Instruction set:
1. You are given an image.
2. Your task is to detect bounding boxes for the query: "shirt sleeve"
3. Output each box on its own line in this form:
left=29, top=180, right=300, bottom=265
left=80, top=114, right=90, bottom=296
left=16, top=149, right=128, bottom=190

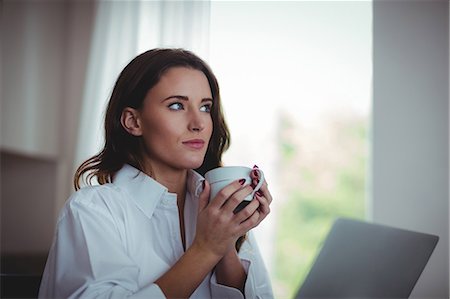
left=209, top=231, right=274, bottom=299
left=38, top=189, right=166, bottom=299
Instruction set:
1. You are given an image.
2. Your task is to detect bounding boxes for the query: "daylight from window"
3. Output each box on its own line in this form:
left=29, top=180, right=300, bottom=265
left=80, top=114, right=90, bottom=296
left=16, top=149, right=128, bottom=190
left=208, top=2, right=372, bottom=298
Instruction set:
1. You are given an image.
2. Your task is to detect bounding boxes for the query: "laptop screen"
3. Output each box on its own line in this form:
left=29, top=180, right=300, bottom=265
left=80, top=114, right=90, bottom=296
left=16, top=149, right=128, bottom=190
left=295, top=218, right=439, bottom=299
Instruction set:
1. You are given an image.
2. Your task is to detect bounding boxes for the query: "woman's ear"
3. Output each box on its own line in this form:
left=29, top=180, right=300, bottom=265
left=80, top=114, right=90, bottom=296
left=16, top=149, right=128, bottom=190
left=120, top=107, right=142, bottom=136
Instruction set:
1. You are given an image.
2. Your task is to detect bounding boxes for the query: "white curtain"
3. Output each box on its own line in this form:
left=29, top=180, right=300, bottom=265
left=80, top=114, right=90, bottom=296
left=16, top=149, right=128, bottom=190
left=74, top=0, right=211, bottom=173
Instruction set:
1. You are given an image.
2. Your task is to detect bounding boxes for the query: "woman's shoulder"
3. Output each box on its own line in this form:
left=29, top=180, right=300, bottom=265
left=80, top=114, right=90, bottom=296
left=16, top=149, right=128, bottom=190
left=58, top=184, right=129, bottom=222
left=70, top=183, right=124, bottom=204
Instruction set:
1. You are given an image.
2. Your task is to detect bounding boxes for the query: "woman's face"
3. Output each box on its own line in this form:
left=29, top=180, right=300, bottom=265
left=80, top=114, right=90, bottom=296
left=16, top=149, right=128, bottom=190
left=137, top=67, right=214, bottom=174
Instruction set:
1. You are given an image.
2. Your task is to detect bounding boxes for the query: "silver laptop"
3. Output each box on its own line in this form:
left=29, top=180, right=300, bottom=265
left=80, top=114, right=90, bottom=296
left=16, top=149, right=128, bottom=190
left=295, top=218, right=439, bottom=299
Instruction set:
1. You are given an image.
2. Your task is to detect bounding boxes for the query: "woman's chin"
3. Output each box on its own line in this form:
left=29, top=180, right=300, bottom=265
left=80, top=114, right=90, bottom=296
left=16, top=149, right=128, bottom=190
left=178, top=160, right=204, bottom=171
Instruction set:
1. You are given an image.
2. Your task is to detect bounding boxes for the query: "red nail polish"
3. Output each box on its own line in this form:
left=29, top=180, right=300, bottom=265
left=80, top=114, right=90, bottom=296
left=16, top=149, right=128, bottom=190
left=253, top=170, right=259, bottom=177
left=239, top=179, right=246, bottom=185
left=256, top=190, right=263, bottom=197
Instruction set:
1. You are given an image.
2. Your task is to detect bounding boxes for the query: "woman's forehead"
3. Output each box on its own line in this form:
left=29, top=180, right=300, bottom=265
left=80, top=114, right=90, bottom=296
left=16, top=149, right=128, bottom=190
left=140, top=67, right=213, bottom=106
left=152, top=67, right=212, bottom=96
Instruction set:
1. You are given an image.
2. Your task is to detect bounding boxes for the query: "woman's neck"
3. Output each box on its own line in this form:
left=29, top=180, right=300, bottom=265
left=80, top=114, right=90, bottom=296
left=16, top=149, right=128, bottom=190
left=159, top=171, right=188, bottom=200
left=142, top=160, right=188, bottom=201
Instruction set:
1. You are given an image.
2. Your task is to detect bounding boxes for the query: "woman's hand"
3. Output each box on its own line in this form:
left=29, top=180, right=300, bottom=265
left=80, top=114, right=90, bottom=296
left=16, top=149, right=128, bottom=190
left=194, top=167, right=273, bottom=257
left=193, top=179, right=261, bottom=259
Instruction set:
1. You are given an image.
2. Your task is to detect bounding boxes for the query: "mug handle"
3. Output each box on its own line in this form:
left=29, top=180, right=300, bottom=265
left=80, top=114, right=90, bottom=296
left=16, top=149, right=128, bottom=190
left=249, top=168, right=265, bottom=199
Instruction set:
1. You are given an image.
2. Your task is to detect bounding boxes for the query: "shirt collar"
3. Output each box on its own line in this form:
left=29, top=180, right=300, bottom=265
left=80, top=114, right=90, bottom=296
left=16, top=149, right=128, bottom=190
left=187, top=169, right=206, bottom=198
left=112, top=164, right=205, bottom=219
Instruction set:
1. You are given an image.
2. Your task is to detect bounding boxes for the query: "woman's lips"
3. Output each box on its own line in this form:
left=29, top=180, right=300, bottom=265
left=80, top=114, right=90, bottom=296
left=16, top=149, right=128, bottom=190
left=182, top=139, right=205, bottom=149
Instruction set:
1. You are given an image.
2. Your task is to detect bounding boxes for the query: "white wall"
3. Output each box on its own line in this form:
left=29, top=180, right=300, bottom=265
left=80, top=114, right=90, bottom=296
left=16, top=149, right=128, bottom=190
left=372, top=1, right=449, bottom=298
left=1, top=2, right=65, bottom=159
left=1, top=1, right=95, bottom=255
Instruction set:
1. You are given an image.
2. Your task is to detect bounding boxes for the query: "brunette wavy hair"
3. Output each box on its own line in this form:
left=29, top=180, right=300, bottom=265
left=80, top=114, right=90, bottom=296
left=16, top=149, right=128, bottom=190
left=74, top=48, right=230, bottom=190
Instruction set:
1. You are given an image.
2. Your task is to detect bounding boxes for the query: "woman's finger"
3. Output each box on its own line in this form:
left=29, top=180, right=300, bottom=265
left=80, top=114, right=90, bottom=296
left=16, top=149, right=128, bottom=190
left=257, top=181, right=272, bottom=204
left=221, top=184, right=254, bottom=214
left=208, top=179, right=246, bottom=209
left=233, top=198, right=260, bottom=224
left=255, top=193, right=271, bottom=217
left=236, top=193, right=271, bottom=227
left=238, top=209, right=261, bottom=234
left=250, top=167, right=261, bottom=188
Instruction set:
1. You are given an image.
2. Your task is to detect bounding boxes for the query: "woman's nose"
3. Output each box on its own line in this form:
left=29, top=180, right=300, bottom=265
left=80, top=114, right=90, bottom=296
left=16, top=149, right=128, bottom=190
left=188, top=111, right=205, bottom=132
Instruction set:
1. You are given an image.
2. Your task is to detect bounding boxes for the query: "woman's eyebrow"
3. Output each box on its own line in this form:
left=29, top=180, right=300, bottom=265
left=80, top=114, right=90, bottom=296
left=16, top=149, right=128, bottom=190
left=162, top=95, right=213, bottom=102
left=162, top=95, right=189, bottom=102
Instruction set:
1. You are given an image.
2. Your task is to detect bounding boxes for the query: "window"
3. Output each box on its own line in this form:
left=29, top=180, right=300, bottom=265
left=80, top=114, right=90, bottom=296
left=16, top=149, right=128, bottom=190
left=208, top=2, right=372, bottom=297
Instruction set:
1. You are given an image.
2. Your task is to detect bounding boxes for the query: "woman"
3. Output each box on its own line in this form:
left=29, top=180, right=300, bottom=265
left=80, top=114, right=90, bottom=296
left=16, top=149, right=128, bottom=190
left=39, top=48, right=274, bottom=298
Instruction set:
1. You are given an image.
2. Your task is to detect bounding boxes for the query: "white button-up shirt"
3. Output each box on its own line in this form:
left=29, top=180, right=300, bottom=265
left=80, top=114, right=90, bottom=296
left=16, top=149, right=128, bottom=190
left=39, top=164, right=273, bottom=298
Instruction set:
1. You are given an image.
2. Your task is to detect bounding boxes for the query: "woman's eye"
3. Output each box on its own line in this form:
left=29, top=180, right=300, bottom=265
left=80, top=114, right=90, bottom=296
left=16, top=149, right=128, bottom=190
left=200, top=104, right=212, bottom=113
left=168, top=102, right=184, bottom=110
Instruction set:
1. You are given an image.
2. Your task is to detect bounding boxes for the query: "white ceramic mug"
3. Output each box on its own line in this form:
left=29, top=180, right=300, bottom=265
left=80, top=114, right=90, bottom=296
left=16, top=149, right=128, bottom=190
left=205, top=166, right=265, bottom=212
